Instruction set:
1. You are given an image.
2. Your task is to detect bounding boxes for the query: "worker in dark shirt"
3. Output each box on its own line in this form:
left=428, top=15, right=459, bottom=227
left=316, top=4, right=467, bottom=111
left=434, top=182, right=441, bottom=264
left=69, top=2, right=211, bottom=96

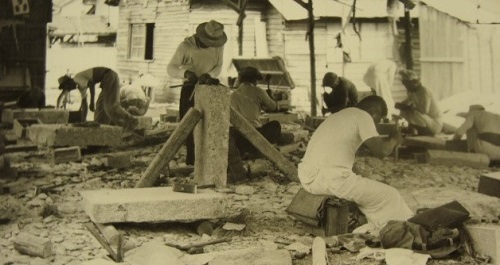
left=321, top=72, right=358, bottom=115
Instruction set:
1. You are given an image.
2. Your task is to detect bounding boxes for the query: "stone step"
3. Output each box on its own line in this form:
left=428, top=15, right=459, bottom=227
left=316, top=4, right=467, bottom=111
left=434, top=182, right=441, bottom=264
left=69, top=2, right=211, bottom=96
left=80, top=187, right=228, bottom=223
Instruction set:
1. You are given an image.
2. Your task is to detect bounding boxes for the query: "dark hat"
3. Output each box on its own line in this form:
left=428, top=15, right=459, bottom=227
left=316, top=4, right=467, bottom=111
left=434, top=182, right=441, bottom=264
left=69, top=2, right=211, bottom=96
left=196, top=20, right=227, bottom=48
left=399, top=69, right=419, bottom=81
left=322, top=72, right=339, bottom=87
left=239, top=66, right=263, bottom=83
left=58, top=75, right=77, bottom=91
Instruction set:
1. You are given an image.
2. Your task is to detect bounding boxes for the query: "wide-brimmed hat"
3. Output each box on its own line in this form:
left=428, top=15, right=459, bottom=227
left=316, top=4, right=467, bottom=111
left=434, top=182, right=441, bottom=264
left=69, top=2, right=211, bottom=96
left=196, top=20, right=227, bottom=47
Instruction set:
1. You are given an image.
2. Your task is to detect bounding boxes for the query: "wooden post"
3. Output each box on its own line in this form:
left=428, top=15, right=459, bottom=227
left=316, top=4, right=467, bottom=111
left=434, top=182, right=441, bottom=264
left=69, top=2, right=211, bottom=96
left=135, top=108, right=202, bottom=188
left=230, top=107, right=299, bottom=182
left=307, top=0, right=317, bottom=116
left=404, top=8, right=413, bottom=70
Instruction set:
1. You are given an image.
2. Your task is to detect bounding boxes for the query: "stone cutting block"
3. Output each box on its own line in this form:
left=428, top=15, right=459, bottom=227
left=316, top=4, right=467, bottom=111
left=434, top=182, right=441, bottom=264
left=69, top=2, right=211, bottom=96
left=376, top=122, right=397, bottom=136
left=2, top=108, right=69, bottom=124
left=478, top=172, right=500, bottom=198
left=80, top=187, right=228, bottom=223
left=403, top=136, right=446, bottom=149
left=27, top=124, right=123, bottom=147
left=466, top=225, right=500, bottom=265
left=13, top=118, right=42, bottom=139
left=53, top=146, right=81, bottom=163
left=425, top=150, right=490, bottom=168
left=103, top=154, right=131, bottom=168
left=280, top=129, right=309, bottom=144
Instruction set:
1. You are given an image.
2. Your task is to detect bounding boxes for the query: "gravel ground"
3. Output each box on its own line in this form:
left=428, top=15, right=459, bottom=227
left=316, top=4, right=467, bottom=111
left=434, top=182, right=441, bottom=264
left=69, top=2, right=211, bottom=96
left=1, top=121, right=499, bottom=265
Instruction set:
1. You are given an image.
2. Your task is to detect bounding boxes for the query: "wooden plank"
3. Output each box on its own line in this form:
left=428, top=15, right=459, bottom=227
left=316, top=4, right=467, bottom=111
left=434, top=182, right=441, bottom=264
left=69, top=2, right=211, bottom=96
left=230, top=107, right=299, bottom=182
left=135, top=108, right=202, bottom=188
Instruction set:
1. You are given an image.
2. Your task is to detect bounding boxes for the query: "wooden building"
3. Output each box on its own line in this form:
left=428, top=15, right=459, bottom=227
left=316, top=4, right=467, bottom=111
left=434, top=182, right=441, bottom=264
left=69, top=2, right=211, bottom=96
left=115, top=0, right=268, bottom=103
left=0, top=0, right=52, bottom=102
left=418, top=0, right=500, bottom=100
left=265, top=0, right=419, bottom=113
left=115, top=0, right=420, bottom=113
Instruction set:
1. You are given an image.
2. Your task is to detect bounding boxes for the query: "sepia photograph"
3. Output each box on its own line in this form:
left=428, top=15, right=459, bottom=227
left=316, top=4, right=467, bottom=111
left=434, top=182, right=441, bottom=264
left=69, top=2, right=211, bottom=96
left=0, top=0, right=499, bottom=264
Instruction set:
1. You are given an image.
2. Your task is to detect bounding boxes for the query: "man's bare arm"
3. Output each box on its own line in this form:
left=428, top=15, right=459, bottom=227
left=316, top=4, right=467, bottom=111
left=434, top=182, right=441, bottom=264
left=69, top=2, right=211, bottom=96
left=363, top=131, right=402, bottom=159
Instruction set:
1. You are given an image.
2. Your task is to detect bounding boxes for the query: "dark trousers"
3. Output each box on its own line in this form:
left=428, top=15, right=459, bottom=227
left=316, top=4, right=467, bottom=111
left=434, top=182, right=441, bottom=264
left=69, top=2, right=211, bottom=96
left=179, top=82, right=196, bottom=165
left=233, top=120, right=282, bottom=156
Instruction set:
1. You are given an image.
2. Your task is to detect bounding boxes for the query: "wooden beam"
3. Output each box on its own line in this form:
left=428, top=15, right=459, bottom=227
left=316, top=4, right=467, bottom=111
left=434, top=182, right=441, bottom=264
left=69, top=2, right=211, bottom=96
left=307, top=0, right=317, bottom=116
left=135, top=108, right=202, bottom=188
left=230, top=107, right=299, bottom=182
left=292, top=0, right=308, bottom=9
left=220, top=0, right=240, bottom=12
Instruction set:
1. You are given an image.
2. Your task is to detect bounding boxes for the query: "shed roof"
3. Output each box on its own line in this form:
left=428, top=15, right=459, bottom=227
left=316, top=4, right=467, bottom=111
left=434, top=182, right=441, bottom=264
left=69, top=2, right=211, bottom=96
left=268, top=0, right=417, bottom=21
left=48, top=15, right=116, bottom=36
left=419, top=0, right=500, bottom=24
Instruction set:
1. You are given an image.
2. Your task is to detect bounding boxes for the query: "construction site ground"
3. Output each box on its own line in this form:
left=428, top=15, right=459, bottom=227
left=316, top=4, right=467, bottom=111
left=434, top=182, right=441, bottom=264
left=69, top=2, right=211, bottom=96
left=1, top=101, right=500, bottom=265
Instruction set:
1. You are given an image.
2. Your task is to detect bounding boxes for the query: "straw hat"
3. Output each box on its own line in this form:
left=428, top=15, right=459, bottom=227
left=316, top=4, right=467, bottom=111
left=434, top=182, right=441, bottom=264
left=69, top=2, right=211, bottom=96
left=196, top=20, right=227, bottom=47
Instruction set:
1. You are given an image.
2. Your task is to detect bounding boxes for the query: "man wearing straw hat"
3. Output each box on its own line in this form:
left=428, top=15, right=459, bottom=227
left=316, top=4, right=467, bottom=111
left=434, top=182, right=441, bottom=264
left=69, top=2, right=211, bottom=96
left=167, top=20, right=227, bottom=165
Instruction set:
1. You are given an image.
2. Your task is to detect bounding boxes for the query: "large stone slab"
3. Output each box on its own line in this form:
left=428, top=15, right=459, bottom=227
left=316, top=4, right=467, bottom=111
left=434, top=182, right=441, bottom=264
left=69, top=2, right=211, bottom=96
left=466, top=225, right=500, bottom=265
left=1, top=108, right=69, bottom=124
left=80, top=187, right=228, bottom=223
left=401, top=187, right=500, bottom=219
left=425, top=150, right=490, bottom=169
left=27, top=124, right=123, bottom=147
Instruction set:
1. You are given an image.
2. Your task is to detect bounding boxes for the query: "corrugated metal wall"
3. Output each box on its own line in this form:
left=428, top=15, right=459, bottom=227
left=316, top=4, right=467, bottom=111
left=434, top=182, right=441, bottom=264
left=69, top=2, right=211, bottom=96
left=419, top=3, right=500, bottom=100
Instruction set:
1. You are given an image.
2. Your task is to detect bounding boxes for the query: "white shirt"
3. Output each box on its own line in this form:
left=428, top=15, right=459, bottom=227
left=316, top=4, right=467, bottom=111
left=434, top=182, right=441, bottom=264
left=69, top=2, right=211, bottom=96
left=299, top=108, right=379, bottom=183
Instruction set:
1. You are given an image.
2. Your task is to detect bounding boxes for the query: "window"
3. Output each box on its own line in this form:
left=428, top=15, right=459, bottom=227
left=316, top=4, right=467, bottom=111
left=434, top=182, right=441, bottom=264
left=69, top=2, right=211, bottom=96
left=129, top=23, right=155, bottom=60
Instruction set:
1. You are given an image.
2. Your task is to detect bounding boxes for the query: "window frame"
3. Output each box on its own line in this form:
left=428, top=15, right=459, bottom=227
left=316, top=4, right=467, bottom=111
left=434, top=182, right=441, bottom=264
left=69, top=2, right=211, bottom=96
left=128, top=22, right=155, bottom=61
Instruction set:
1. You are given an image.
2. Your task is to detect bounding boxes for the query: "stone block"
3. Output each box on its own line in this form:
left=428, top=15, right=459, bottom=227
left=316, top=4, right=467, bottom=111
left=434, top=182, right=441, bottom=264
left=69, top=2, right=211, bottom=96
left=280, top=129, right=309, bottom=144
left=264, top=112, right=299, bottom=124
left=208, top=248, right=292, bottom=265
left=194, top=84, right=231, bottom=187
left=2, top=108, right=69, bottom=124
left=13, top=118, right=42, bottom=139
left=80, top=187, right=228, bottom=223
left=103, top=154, right=131, bottom=169
left=478, top=172, right=500, bottom=198
left=136, top=116, right=153, bottom=130
left=376, top=122, right=397, bottom=136
left=125, top=241, right=184, bottom=265
left=425, top=150, right=490, bottom=168
left=403, top=136, right=446, bottom=149
left=27, top=124, right=123, bottom=147
left=53, top=146, right=81, bottom=163
left=304, top=116, right=326, bottom=130
left=466, top=225, right=500, bottom=265
left=160, top=114, right=178, bottom=123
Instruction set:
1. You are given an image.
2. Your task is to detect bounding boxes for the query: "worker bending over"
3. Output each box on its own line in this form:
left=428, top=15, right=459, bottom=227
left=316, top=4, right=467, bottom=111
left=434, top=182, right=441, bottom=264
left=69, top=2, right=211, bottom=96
left=321, top=72, right=358, bottom=115
left=58, top=67, right=138, bottom=130
left=298, top=95, right=413, bottom=235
